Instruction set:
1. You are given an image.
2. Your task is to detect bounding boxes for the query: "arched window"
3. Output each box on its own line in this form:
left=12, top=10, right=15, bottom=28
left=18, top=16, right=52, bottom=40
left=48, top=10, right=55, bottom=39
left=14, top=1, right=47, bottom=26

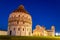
left=18, top=15, right=20, bottom=17
left=18, top=28, right=20, bottom=31
left=23, top=28, right=24, bottom=31
left=23, top=22, right=25, bottom=24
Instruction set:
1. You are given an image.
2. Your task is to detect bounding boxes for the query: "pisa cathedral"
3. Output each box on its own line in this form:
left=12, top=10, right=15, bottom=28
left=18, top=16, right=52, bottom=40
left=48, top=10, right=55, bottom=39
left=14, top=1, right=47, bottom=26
left=8, top=5, right=55, bottom=36
left=33, top=25, right=55, bottom=36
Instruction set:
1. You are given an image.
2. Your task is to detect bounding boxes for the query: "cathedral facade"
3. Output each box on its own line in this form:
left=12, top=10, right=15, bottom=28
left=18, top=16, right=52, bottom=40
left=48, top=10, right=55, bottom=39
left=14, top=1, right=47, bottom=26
left=8, top=5, right=32, bottom=36
left=33, top=25, right=55, bottom=36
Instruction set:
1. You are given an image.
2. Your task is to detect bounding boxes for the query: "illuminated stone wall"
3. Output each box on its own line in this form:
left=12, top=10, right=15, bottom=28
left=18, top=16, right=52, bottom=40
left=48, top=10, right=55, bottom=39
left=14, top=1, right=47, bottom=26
left=33, top=25, right=55, bottom=36
left=8, top=5, right=32, bottom=36
left=0, top=30, right=7, bottom=35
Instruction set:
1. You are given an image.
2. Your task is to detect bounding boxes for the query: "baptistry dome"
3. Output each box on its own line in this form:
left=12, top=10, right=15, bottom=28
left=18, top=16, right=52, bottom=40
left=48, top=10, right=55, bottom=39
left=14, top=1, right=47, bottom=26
left=8, top=5, right=32, bottom=36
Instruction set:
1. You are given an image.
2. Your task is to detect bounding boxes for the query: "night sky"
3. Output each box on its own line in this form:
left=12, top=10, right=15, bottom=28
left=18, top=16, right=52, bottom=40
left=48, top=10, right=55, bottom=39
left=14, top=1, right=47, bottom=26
left=0, top=0, right=60, bottom=33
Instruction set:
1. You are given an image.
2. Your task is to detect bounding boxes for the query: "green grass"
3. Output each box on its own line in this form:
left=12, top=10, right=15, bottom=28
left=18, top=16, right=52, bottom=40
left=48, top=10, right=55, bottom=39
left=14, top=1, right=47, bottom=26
left=0, top=36, right=60, bottom=40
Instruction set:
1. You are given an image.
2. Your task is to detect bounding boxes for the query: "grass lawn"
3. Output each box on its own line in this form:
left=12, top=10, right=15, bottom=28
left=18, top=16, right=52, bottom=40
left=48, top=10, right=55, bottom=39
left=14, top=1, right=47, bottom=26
left=0, top=36, right=60, bottom=40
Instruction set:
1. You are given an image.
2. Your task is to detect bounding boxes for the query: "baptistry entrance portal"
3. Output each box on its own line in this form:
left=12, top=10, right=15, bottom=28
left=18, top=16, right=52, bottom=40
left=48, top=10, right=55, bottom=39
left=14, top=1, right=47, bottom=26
left=10, top=30, right=12, bottom=35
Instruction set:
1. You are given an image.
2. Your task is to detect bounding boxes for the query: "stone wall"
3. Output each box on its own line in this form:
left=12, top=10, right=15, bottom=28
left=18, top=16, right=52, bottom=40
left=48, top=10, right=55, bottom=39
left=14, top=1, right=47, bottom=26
left=0, top=30, right=7, bottom=35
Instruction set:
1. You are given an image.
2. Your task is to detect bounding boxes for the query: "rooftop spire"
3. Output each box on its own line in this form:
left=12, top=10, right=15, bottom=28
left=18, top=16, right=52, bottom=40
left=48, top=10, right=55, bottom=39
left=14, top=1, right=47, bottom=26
left=13, top=5, right=28, bottom=14
left=19, top=5, right=24, bottom=9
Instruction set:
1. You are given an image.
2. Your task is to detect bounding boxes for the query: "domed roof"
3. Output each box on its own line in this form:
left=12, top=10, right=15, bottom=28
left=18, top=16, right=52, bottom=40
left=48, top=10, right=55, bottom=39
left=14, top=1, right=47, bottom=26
left=51, top=25, right=55, bottom=29
left=9, top=5, right=31, bottom=19
left=36, top=25, right=41, bottom=29
left=13, top=5, right=28, bottom=14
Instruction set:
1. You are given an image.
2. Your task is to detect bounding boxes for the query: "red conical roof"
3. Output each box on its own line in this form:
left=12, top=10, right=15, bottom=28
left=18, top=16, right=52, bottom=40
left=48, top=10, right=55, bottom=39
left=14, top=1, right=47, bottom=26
left=13, top=5, right=28, bottom=14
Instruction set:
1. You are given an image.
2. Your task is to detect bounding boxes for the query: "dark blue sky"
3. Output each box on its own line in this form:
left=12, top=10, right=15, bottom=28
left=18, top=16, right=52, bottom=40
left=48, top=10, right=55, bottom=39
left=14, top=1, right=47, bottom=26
left=0, top=0, right=60, bottom=32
